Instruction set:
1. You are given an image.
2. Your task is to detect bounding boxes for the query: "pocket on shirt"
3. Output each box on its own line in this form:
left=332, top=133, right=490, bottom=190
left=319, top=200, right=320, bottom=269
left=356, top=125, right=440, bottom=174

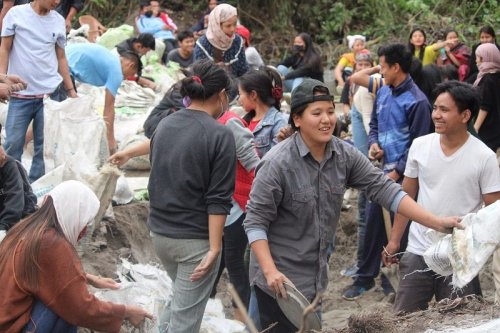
left=254, top=136, right=270, bottom=149
left=291, top=188, right=315, bottom=213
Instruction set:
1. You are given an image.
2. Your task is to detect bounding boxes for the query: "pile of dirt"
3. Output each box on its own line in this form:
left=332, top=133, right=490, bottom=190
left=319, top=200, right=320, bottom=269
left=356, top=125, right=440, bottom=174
left=328, top=296, right=500, bottom=333
left=81, top=201, right=159, bottom=278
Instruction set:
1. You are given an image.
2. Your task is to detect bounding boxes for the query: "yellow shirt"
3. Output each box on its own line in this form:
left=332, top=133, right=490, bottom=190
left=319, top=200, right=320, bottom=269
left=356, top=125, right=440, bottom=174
left=414, top=45, right=439, bottom=65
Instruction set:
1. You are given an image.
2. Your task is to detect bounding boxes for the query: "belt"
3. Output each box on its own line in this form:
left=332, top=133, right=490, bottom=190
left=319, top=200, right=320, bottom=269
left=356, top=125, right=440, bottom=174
left=11, top=93, right=45, bottom=99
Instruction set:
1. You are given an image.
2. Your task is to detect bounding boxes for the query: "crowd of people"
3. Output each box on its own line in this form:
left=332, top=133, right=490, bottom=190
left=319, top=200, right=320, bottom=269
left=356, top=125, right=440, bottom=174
left=0, top=0, right=499, bottom=332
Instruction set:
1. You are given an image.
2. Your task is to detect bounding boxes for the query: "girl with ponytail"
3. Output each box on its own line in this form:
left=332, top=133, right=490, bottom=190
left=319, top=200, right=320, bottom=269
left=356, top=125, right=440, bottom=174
left=239, top=67, right=288, bottom=158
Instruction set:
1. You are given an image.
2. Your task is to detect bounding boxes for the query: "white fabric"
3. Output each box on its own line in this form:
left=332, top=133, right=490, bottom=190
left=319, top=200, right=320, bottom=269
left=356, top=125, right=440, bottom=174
left=1, top=4, right=66, bottom=95
left=352, top=85, right=375, bottom=134
left=347, top=34, right=365, bottom=50
left=405, top=133, right=500, bottom=256
left=206, top=4, right=237, bottom=51
left=48, top=180, right=100, bottom=246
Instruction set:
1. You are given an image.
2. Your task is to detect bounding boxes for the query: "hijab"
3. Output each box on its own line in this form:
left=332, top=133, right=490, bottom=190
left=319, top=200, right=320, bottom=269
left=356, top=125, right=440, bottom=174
left=474, top=43, right=500, bottom=87
left=48, top=180, right=100, bottom=246
left=206, top=3, right=237, bottom=51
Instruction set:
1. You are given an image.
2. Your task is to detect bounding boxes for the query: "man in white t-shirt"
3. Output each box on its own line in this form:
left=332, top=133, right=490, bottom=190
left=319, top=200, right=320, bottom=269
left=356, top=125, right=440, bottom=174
left=383, top=80, right=500, bottom=313
left=0, top=0, right=76, bottom=182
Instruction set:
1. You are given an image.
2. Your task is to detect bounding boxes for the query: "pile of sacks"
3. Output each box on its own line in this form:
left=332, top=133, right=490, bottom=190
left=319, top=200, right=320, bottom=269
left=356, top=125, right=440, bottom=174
left=95, top=259, right=246, bottom=333
left=424, top=201, right=500, bottom=288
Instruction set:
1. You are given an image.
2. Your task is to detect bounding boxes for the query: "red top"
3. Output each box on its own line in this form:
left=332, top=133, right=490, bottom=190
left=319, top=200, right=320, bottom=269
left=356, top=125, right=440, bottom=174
left=248, top=119, right=260, bottom=132
left=0, top=229, right=126, bottom=333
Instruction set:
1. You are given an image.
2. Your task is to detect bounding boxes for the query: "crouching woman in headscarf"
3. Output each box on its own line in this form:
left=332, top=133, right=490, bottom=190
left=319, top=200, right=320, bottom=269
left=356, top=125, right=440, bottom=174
left=0, top=180, right=152, bottom=333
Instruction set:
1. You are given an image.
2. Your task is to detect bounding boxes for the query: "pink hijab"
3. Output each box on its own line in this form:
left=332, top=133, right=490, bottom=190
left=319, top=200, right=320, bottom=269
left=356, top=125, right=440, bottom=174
left=206, top=4, right=237, bottom=51
left=474, top=43, right=500, bottom=87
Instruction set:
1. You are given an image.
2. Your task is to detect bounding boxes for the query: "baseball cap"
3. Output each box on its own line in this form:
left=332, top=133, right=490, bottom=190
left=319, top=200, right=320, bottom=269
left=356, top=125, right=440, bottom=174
left=290, top=79, right=334, bottom=114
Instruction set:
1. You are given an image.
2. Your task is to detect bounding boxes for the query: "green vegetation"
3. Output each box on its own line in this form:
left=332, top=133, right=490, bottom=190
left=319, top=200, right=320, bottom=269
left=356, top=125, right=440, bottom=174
left=82, top=0, right=500, bottom=65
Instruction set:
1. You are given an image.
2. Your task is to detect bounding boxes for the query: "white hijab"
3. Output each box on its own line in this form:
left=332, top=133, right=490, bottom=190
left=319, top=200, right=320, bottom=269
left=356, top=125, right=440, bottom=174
left=206, top=4, right=237, bottom=51
left=48, top=180, right=100, bottom=246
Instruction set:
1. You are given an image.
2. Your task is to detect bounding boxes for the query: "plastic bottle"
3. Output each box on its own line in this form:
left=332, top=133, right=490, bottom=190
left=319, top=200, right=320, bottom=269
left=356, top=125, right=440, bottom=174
left=440, top=48, right=447, bottom=61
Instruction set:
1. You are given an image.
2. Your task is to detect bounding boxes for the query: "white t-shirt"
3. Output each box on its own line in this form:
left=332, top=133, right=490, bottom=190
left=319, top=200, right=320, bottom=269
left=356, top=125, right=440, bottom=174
left=406, top=133, right=500, bottom=255
left=1, top=4, right=66, bottom=95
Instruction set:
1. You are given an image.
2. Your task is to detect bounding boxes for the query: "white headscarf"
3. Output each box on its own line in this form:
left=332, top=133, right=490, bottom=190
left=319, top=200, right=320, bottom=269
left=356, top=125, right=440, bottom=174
left=206, top=4, right=237, bottom=51
left=347, top=35, right=366, bottom=50
left=48, top=180, right=100, bottom=246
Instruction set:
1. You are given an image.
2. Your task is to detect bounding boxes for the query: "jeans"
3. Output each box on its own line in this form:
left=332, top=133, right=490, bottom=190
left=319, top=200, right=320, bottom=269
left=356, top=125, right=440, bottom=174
left=277, top=65, right=304, bottom=92
left=4, top=97, right=45, bottom=182
left=350, top=106, right=368, bottom=157
left=23, top=300, right=77, bottom=333
left=151, top=232, right=221, bottom=333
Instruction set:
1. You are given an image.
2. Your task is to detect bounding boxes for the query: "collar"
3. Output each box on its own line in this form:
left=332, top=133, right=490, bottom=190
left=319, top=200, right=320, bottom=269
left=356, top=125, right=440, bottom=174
left=255, top=106, right=279, bottom=129
left=390, top=75, right=413, bottom=96
left=294, top=132, right=337, bottom=160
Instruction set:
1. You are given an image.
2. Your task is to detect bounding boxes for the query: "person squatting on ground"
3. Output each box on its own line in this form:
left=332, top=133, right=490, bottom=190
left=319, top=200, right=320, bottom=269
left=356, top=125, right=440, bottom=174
left=277, top=32, right=323, bottom=92
left=147, top=60, right=236, bottom=333
left=0, top=180, right=152, bottom=332
left=383, top=80, right=500, bottom=312
left=243, top=78, right=464, bottom=333
left=343, top=44, right=433, bottom=300
left=0, top=123, right=38, bottom=243
left=0, top=0, right=77, bottom=182
left=472, top=43, right=500, bottom=152
left=194, top=3, right=248, bottom=79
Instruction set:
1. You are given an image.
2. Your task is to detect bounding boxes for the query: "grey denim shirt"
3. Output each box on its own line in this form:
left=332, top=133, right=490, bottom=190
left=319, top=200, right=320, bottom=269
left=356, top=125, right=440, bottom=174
left=244, top=133, right=405, bottom=301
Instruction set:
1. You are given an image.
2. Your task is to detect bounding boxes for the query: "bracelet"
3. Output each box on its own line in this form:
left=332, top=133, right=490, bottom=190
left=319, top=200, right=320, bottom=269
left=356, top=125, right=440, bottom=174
left=0, top=74, right=7, bottom=81
left=65, top=87, right=75, bottom=92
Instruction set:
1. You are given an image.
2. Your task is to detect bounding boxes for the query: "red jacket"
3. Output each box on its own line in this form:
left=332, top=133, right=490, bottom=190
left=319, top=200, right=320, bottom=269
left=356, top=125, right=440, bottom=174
left=217, top=112, right=255, bottom=210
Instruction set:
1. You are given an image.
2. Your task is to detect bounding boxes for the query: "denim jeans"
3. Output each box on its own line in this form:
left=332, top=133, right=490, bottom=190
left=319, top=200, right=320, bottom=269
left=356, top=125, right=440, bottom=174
left=350, top=106, right=368, bottom=157
left=151, top=232, right=221, bottom=333
left=23, top=300, right=77, bottom=333
left=4, top=97, right=45, bottom=182
left=277, top=65, right=304, bottom=92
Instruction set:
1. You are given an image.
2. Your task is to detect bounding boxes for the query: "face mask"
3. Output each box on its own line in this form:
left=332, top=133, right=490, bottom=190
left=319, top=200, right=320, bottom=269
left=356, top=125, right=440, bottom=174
left=292, top=45, right=305, bottom=54
left=144, top=10, right=153, bottom=18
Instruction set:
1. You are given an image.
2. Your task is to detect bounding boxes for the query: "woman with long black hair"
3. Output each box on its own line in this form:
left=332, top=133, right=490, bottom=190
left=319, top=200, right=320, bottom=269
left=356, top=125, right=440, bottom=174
left=277, top=32, right=323, bottom=91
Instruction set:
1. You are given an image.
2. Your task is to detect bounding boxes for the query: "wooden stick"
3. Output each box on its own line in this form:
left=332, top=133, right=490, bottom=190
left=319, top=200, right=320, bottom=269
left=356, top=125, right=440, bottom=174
left=227, top=283, right=259, bottom=333
left=297, top=293, right=323, bottom=333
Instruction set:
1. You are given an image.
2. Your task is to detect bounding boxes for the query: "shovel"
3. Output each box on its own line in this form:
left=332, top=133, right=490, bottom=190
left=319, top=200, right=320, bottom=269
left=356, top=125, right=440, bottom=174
left=380, top=207, right=400, bottom=291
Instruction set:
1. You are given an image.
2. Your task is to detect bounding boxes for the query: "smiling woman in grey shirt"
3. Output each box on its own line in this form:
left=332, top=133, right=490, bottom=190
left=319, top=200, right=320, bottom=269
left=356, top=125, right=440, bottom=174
left=244, top=78, right=464, bottom=332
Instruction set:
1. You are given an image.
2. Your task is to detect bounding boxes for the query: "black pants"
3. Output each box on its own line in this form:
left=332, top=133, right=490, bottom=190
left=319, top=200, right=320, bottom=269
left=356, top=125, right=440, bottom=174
left=210, top=214, right=250, bottom=306
left=394, top=252, right=482, bottom=312
left=254, top=286, right=297, bottom=333
left=354, top=201, right=409, bottom=287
